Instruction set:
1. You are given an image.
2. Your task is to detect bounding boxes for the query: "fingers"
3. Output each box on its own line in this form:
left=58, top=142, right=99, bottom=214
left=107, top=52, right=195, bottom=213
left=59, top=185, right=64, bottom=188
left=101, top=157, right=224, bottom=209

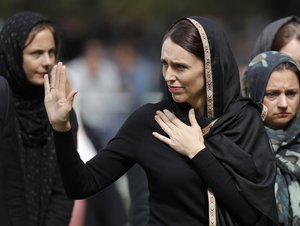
left=57, top=63, right=67, bottom=91
left=154, top=112, right=173, bottom=136
left=156, top=109, right=182, bottom=128
left=50, top=64, right=57, bottom=88
left=152, top=132, right=171, bottom=145
left=44, top=74, right=50, bottom=94
left=188, top=109, right=199, bottom=128
left=48, top=62, right=67, bottom=91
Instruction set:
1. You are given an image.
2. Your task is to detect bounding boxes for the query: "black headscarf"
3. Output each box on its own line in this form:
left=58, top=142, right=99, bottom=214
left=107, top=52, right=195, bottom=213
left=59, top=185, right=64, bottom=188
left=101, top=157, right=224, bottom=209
left=250, top=15, right=300, bottom=60
left=0, top=11, right=55, bottom=99
left=0, top=11, right=62, bottom=225
left=165, top=16, right=278, bottom=225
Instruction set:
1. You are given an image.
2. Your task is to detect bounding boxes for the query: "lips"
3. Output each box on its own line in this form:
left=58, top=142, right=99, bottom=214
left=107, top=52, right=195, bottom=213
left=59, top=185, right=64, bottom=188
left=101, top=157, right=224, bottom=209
left=36, top=72, right=47, bottom=76
left=168, top=86, right=183, bottom=93
left=275, top=113, right=290, bottom=117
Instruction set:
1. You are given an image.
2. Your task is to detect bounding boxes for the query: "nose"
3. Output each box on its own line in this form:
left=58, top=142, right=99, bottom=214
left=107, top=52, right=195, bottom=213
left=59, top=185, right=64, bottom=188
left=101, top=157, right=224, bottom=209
left=164, top=67, right=176, bottom=82
left=42, top=53, right=54, bottom=66
left=278, top=94, right=288, bottom=109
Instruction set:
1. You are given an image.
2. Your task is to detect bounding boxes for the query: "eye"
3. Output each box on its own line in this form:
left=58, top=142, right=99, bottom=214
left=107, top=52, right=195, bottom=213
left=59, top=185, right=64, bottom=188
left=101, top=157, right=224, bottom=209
left=49, top=48, right=56, bottom=57
left=286, top=90, right=299, bottom=98
left=264, top=91, right=279, bottom=100
left=31, top=51, right=43, bottom=58
left=161, top=60, right=168, bottom=69
left=174, top=63, right=187, bottom=72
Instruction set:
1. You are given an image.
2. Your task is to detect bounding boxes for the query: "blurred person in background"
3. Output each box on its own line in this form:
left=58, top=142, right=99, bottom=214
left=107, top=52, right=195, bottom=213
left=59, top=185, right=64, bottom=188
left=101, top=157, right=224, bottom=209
left=0, top=76, right=27, bottom=226
left=67, top=38, right=128, bottom=226
left=243, top=51, right=300, bottom=226
left=113, top=39, right=160, bottom=226
left=250, top=15, right=300, bottom=64
left=0, top=11, right=78, bottom=226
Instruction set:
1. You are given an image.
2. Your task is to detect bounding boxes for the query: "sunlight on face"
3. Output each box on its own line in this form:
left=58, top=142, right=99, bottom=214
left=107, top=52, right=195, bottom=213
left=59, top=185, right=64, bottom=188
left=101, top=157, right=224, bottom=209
left=161, top=37, right=206, bottom=114
left=263, top=69, right=300, bottom=129
left=23, top=28, right=56, bottom=86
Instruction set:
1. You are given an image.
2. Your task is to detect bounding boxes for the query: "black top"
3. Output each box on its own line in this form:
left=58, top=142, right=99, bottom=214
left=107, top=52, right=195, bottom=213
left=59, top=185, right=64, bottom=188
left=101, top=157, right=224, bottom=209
left=53, top=16, right=278, bottom=226
left=54, top=99, right=275, bottom=226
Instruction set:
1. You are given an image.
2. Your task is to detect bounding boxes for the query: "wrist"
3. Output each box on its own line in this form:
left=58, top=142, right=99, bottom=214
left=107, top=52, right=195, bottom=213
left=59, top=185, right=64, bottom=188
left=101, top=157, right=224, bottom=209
left=52, top=121, right=71, bottom=132
left=188, top=145, right=206, bottom=159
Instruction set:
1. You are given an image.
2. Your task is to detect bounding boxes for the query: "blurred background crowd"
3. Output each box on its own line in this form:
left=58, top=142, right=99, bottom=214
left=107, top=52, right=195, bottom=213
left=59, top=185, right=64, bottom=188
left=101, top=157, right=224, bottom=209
left=1, top=0, right=300, bottom=66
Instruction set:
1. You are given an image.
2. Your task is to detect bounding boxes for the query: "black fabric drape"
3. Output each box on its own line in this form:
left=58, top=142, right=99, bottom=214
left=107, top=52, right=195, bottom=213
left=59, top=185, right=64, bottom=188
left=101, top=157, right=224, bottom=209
left=165, top=16, right=278, bottom=225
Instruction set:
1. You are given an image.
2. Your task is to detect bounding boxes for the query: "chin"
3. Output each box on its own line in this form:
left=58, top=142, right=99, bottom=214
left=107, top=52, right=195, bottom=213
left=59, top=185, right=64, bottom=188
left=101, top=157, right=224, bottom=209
left=171, top=95, right=185, bottom=103
left=30, top=78, right=44, bottom=86
left=271, top=120, right=292, bottom=129
left=172, top=99, right=185, bottom=104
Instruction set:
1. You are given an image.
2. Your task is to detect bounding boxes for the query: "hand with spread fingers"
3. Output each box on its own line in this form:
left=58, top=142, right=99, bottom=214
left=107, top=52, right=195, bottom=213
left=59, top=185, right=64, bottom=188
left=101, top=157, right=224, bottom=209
left=152, top=108, right=205, bottom=159
left=44, top=62, right=77, bottom=132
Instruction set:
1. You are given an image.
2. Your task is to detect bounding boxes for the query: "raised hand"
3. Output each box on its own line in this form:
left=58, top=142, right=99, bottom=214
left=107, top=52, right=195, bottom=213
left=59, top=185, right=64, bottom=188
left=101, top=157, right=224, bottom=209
left=152, top=109, right=205, bottom=159
left=44, top=62, right=77, bottom=131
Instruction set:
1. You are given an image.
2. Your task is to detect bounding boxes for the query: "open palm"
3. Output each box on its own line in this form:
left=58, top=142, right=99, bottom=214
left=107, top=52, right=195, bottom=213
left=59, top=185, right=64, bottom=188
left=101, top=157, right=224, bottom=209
left=44, top=62, right=77, bottom=131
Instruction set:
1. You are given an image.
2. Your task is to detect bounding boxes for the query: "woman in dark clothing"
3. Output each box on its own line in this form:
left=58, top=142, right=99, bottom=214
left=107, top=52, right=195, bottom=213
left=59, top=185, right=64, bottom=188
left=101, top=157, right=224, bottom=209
left=44, top=16, right=278, bottom=225
left=0, top=11, right=78, bottom=226
left=0, top=76, right=27, bottom=226
left=250, top=15, right=300, bottom=63
left=243, top=51, right=300, bottom=226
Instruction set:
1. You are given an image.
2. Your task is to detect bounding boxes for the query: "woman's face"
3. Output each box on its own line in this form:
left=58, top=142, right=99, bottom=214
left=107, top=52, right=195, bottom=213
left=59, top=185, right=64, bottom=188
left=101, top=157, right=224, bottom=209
left=280, top=39, right=300, bottom=65
left=23, top=28, right=56, bottom=86
left=263, top=69, right=300, bottom=129
left=161, top=37, right=206, bottom=113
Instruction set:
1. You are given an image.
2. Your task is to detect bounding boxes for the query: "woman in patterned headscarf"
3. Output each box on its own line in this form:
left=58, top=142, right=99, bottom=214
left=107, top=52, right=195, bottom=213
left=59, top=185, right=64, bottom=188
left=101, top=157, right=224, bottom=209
left=44, top=16, right=278, bottom=225
left=0, top=11, right=78, bottom=226
left=243, top=51, right=300, bottom=226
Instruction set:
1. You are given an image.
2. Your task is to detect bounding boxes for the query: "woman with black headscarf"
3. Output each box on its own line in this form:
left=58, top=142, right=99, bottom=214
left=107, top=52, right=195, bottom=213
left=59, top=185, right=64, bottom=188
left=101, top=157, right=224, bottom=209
left=44, top=16, right=278, bottom=225
left=243, top=51, right=300, bottom=226
left=0, top=11, right=78, bottom=226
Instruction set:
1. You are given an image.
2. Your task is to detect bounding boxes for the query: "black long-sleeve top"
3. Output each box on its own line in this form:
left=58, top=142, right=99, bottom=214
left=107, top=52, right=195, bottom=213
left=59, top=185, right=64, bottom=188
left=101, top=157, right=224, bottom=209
left=53, top=101, right=271, bottom=226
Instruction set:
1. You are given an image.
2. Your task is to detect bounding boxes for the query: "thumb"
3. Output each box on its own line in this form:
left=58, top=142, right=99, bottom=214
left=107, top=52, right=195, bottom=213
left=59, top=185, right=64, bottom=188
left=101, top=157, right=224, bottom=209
left=44, top=74, right=50, bottom=94
left=188, top=108, right=199, bottom=128
left=67, top=90, right=78, bottom=105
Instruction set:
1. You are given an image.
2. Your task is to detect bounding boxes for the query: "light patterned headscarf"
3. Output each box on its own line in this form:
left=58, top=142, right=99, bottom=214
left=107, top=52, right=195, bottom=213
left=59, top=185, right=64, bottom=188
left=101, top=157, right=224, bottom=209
left=243, top=51, right=300, bottom=226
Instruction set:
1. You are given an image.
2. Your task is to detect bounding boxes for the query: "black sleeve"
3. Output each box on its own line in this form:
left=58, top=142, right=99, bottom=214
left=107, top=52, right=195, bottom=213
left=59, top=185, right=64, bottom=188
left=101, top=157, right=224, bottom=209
left=0, top=77, right=27, bottom=226
left=191, top=148, right=260, bottom=226
left=53, top=127, right=134, bottom=199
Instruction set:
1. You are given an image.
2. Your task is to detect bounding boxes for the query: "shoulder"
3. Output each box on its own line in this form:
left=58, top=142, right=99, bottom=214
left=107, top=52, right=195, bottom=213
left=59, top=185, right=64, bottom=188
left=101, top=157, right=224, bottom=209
left=0, top=76, right=11, bottom=110
left=229, top=98, right=262, bottom=119
left=0, top=76, right=9, bottom=95
left=128, top=101, right=166, bottom=121
left=119, top=100, right=168, bottom=131
left=215, top=98, right=264, bottom=133
left=0, top=76, right=14, bottom=125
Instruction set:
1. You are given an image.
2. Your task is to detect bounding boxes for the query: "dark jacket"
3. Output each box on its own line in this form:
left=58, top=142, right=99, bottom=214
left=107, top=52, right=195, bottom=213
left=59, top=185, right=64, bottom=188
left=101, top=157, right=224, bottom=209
left=0, top=76, right=27, bottom=226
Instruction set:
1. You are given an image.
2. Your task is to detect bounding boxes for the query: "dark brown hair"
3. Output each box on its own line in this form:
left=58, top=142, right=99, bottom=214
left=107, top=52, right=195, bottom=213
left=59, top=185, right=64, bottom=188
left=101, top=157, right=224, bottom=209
left=272, top=21, right=300, bottom=51
left=273, top=61, right=300, bottom=83
left=163, top=19, right=204, bottom=61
